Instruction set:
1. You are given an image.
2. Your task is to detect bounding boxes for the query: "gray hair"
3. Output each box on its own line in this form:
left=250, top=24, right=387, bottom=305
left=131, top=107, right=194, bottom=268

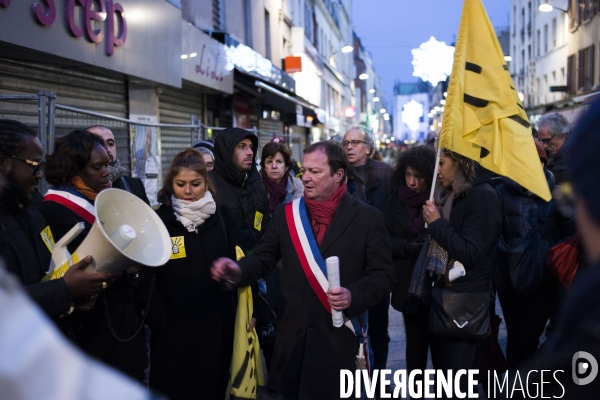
left=537, top=113, right=570, bottom=139
left=345, top=126, right=375, bottom=157
left=196, top=146, right=214, bottom=160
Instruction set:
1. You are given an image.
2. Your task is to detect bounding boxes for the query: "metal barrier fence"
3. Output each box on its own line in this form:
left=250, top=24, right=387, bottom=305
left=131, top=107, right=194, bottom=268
left=1, top=92, right=306, bottom=201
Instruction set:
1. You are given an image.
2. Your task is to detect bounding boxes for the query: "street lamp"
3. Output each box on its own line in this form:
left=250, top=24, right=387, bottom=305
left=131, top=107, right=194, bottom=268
left=539, top=2, right=568, bottom=13
left=340, top=45, right=354, bottom=54
left=373, top=97, right=380, bottom=103
left=358, top=73, right=369, bottom=80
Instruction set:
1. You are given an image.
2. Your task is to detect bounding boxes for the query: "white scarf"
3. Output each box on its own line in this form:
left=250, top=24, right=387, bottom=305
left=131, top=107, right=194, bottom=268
left=171, top=191, right=216, bottom=232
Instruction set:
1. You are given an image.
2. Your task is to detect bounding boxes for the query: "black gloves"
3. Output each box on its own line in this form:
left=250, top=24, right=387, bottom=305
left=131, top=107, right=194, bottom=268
left=405, top=239, right=425, bottom=257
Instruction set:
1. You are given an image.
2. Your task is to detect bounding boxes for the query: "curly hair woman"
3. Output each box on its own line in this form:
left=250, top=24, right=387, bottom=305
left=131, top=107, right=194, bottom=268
left=382, top=145, right=436, bottom=382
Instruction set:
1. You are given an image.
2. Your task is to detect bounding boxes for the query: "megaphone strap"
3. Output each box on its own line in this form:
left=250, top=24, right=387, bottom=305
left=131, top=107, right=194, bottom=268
left=101, top=272, right=156, bottom=343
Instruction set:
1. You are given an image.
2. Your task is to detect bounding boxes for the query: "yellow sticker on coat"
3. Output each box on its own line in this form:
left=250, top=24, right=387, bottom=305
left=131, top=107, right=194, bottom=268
left=40, top=226, right=55, bottom=254
left=170, top=236, right=186, bottom=259
left=254, top=211, right=263, bottom=232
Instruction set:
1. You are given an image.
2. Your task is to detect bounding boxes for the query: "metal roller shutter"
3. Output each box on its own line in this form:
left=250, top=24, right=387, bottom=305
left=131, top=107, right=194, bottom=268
left=0, top=57, right=130, bottom=171
left=158, top=81, right=203, bottom=178
left=257, top=118, right=284, bottom=160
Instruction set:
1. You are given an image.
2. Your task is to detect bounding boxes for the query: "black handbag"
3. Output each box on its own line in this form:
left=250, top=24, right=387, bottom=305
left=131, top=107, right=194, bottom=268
left=428, top=288, right=491, bottom=340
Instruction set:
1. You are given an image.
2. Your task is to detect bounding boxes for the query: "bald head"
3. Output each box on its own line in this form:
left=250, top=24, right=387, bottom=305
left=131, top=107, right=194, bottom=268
left=86, top=125, right=116, bottom=164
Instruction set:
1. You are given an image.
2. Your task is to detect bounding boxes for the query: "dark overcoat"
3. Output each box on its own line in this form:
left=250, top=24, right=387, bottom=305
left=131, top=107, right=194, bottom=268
left=148, top=204, right=236, bottom=400
left=427, top=181, right=502, bottom=292
left=237, top=193, right=396, bottom=400
left=0, top=190, right=70, bottom=317
left=381, top=191, right=422, bottom=312
left=39, top=193, right=148, bottom=381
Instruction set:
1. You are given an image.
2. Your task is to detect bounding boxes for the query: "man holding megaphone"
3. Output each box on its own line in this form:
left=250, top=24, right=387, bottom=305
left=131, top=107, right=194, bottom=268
left=0, top=120, right=118, bottom=319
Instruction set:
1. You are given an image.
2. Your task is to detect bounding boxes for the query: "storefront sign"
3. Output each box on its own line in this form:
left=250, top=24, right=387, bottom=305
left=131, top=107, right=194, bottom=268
left=181, top=22, right=233, bottom=94
left=0, top=0, right=181, bottom=87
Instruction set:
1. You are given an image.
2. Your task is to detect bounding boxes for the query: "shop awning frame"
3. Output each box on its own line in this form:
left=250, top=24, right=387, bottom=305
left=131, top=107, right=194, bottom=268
left=254, top=80, right=317, bottom=110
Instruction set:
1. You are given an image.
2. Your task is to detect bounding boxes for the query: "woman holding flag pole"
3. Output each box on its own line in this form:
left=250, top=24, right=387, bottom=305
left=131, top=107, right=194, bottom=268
left=420, top=0, right=551, bottom=396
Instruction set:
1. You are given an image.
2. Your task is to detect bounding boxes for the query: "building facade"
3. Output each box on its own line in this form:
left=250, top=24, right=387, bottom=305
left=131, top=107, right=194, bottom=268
left=509, top=0, right=600, bottom=126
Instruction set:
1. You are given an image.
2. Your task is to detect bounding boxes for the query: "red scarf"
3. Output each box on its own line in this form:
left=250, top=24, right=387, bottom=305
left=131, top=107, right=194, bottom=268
left=304, top=183, right=347, bottom=246
left=261, top=170, right=289, bottom=214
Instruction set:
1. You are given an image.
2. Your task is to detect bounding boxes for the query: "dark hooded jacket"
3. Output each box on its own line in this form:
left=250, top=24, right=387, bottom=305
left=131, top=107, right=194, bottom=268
left=209, top=128, right=271, bottom=252
left=495, top=169, right=575, bottom=254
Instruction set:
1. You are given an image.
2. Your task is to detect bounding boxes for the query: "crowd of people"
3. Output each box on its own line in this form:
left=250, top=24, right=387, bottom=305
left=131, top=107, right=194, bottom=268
left=0, top=99, right=599, bottom=399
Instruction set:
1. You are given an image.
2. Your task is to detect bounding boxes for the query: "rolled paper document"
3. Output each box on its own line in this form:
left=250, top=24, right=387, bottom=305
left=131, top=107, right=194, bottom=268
left=448, top=261, right=466, bottom=282
left=326, top=256, right=344, bottom=328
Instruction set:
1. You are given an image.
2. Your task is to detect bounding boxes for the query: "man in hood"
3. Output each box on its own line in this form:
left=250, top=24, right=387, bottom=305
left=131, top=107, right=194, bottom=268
left=210, top=128, right=271, bottom=252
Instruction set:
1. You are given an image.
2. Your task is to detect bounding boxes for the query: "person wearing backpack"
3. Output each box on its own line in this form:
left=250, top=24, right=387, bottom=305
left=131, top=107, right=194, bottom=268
left=493, top=140, right=575, bottom=368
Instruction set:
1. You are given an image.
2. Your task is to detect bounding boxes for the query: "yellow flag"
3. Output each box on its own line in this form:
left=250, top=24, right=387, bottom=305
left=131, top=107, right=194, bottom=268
left=229, top=246, right=267, bottom=399
left=440, top=0, right=551, bottom=201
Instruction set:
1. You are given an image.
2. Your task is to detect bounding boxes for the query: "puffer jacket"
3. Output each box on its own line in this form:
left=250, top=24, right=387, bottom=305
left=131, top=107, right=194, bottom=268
left=495, top=168, right=575, bottom=250
left=209, top=128, right=271, bottom=252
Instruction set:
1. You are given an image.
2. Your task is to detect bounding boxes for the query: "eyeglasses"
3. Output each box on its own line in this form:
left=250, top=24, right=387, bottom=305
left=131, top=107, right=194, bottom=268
left=342, top=140, right=366, bottom=147
left=538, top=136, right=555, bottom=146
left=11, top=156, right=45, bottom=175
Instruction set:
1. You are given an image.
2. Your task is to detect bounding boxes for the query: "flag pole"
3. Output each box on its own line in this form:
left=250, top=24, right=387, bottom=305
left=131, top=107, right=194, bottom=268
left=425, top=146, right=441, bottom=228
left=429, top=147, right=441, bottom=202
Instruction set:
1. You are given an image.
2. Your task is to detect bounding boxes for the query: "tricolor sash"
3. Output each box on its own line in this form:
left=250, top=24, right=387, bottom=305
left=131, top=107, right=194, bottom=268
left=285, top=197, right=371, bottom=371
left=44, top=189, right=96, bottom=224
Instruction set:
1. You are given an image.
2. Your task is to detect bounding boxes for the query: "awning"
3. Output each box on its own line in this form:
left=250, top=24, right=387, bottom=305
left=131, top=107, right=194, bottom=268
left=255, top=80, right=316, bottom=110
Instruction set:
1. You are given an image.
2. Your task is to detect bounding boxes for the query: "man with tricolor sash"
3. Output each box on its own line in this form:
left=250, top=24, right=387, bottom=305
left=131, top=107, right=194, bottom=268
left=212, top=140, right=395, bottom=399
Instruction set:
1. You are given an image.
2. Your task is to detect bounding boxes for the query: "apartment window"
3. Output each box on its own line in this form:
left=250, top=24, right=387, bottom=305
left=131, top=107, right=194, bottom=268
left=521, top=49, right=525, bottom=74
left=245, top=0, right=252, bottom=47
left=265, top=10, right=271, bottom=60
left=212, top=0, right=224, bottom=30
left=586, top=45, right=595, bottom=89
left=513, top=6, right=517, bottom=35
left=567, top=55, right=576, bottom=94
left=537, top=30, right=541, bottom=56
left=544, top=75, right=548, bottom=103
left=537, top=77, right=541, bottom=104
left=552, top=18, right=557, bottom=48
left=513, top=45, right=516, bottom=73
left=544, top=25, right=548, bottom=53
left=576, top=45, right=595, bottom=90
left=304, top=3, right=314, bottom=44
left=527, top=2, right=532, bottom=35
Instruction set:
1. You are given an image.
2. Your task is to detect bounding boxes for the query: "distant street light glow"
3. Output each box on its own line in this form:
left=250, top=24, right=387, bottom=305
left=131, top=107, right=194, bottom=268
left=412, top=37, right=455, bottom=85
left=373, top=97, right=380, bottom=102
left=341, top=45, right=354, bottom=53
left=402, top=100, right=424, bottom=132
left=359, top=73, right=369, bottom=80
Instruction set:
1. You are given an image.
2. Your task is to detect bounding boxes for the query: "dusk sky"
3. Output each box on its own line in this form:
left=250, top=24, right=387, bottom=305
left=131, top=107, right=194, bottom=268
left=352, top=0, right=511, bottom=112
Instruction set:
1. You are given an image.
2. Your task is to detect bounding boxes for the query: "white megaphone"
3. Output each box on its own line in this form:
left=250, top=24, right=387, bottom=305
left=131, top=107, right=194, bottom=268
left=47, top=189, right=172, bottom=279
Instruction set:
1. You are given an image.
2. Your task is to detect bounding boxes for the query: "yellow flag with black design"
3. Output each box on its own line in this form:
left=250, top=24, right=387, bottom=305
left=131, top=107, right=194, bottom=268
left=229, top=246, right=266, bottom=399
left=440, top=0, right=551, bottom=201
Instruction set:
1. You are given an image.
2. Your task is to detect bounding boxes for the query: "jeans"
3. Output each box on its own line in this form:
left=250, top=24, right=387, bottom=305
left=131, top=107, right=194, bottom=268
left=431, top=337, right=479, bottom=399
left=498, top=272, right=559, bottom=369
left=368, top=295, right=391, bottom=371
left=403, top=303, right=432, bottom=374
